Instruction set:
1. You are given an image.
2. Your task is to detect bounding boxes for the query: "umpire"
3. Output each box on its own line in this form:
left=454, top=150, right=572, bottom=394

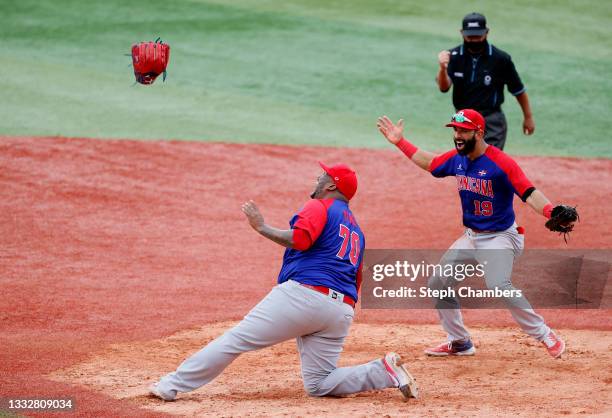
left=436, top=12, right=535, bottom=150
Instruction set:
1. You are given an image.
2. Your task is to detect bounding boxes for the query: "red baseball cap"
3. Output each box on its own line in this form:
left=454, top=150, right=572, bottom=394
left=445, top=109, right=485, bottom=131
left=318, top=162, right=358, bottom=200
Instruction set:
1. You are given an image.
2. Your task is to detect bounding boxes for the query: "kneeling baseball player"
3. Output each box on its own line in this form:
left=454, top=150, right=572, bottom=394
left=149, top=162, right=418, bottom=401
left=377, top=110, right=578, bottom=359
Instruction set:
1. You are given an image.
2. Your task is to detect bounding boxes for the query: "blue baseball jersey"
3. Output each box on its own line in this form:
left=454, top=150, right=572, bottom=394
left=277, top=198, right=365, bottom=303
left=429, top=146, right=534, bottom=231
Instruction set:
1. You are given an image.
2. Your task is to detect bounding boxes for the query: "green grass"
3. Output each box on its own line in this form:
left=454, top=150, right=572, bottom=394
left=1, top=0, right=611, bottom=157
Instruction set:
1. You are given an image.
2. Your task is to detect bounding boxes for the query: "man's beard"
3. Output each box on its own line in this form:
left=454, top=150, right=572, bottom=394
left=310, top=183, right=324, bottom=199
left=454, top=134, right=477, bottom=155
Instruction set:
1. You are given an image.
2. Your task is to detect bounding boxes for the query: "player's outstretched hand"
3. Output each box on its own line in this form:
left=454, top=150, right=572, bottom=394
left=242, top=200, right=265, bottom=232
left=377, top=116, right=404, bottom=145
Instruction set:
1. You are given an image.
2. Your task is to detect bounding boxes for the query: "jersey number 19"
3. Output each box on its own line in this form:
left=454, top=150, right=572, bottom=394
left=474, top=200, right=493, bottom=216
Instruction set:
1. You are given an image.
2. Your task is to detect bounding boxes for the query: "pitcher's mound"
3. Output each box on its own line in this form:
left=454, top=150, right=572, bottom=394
left=50, top=322, right=612, bottom=417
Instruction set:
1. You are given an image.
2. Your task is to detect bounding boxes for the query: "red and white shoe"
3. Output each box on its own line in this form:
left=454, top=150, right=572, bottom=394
left=424, top=339, right=476, bottom=356
left=382, top=352, right=419, bottom=399
left=542, top=330, right=565, bottom=358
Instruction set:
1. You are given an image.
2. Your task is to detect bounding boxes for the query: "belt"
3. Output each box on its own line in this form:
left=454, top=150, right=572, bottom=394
left=469, top=228, right=498, bottom=234
left=299, top=283, right=356, bottom=308
left=469, top=226, right=525, bottom=235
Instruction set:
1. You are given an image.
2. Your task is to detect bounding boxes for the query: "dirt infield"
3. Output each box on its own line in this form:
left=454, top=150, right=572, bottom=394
left=1, top=136, right=611, bottom=417
left=51, top=322, right=612, bottom=417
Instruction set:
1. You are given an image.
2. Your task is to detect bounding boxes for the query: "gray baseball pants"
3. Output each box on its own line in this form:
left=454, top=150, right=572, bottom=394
left=157, top=280, right=393, bottom=397
left=428, top=224, right=550, bottom=342
left=484, top=111, right=508, bottom=150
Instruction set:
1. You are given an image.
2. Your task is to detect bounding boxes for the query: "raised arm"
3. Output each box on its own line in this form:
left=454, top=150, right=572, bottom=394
left=377, top=116, right=437, bottom=171
left=242, top=200, right=294, bottom=248
left=242, top=199, right=326, bottom=250
left=436, top=50, right=452, bottom=92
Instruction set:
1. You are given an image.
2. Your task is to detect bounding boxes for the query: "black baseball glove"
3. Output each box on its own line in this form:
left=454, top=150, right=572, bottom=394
left=545, top=205, right=579, bottom=242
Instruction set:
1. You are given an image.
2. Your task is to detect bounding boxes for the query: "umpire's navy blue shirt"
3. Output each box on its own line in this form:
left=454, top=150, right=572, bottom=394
left=445, top=41, right=525, bottom=115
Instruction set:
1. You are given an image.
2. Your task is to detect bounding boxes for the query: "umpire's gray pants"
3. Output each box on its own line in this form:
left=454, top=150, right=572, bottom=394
left=428, top=224, right=550, bottom=342
left=484, top=111, right=508, bottom=150
left=157, top=280, right=393, bottom=397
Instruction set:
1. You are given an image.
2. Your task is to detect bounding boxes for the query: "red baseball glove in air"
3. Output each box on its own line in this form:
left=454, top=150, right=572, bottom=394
left=131, top=38, right=170, bottom=85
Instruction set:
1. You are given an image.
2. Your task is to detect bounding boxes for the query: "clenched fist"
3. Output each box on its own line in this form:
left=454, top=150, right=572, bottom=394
left=438, top=50, right=450, bottom=69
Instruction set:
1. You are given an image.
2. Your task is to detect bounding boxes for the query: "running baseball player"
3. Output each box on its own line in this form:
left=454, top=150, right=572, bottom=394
left=377, top=109, right=578, bottom=358
left=149, top=162, right=418, bottom=401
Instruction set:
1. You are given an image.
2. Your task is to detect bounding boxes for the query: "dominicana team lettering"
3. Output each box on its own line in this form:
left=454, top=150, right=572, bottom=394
left=456, top=175, right=494, bottom=198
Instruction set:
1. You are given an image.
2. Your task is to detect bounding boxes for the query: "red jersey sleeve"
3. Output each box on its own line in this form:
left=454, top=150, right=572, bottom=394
left=292, top=199, right=328, bottom=251
left=429, top=149, right=458, bottom=177
left=485, top=146, right=534, bottom=199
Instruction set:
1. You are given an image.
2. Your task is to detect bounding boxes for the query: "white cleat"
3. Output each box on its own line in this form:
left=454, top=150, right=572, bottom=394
left=149, top=383, right=176, bottom=401
left=382, top=352, right=419, bottom=400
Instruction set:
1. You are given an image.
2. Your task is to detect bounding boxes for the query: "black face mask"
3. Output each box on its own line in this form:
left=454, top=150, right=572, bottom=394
left=464, top=40, right=486, bottom=53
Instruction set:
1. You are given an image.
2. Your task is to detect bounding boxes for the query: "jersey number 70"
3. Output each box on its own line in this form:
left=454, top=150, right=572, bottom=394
left=336, top=224, right=360, bottom=266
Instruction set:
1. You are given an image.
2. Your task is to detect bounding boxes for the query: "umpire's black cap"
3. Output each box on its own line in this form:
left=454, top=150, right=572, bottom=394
left=462, top=12, right=488, bottom=36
